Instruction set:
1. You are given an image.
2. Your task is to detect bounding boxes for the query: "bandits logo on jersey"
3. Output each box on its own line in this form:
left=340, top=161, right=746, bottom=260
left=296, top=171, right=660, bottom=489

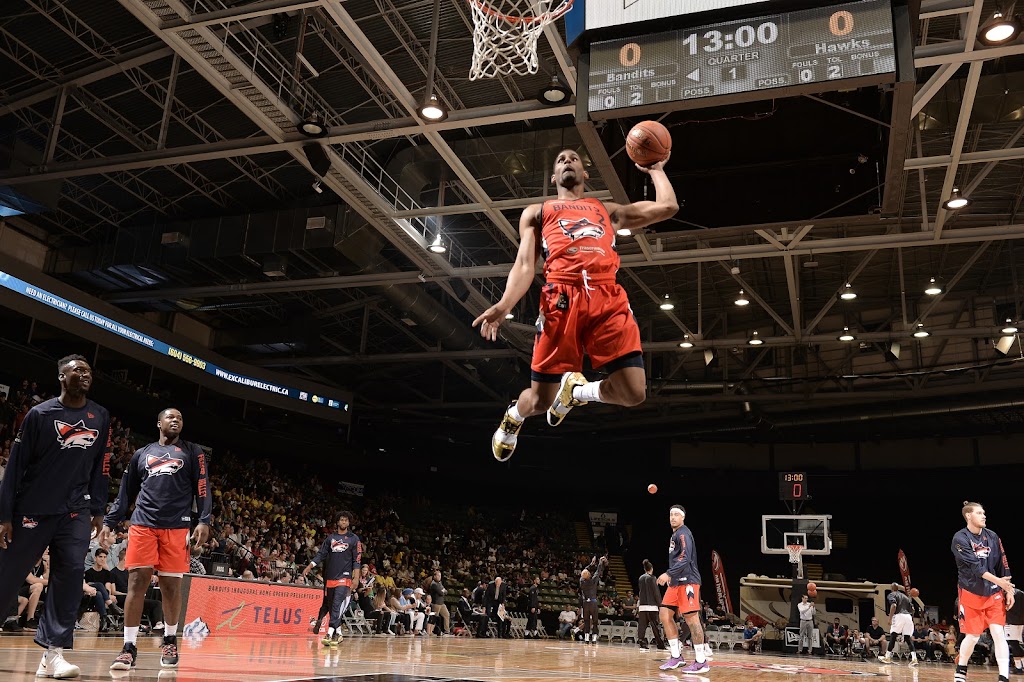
left=558, top=216, right=606, bottom=241
left=971, top=541, right=991, bottom=559
left=53, top=419, right=100, bottom=449
left=146, top=452, right=185, bottom=476
left=330, top=539, right=351, bottom=553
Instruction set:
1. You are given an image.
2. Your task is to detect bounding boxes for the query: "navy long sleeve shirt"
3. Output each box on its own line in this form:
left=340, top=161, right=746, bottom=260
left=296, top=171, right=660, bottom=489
left=0, top=398, right=111, bottom=521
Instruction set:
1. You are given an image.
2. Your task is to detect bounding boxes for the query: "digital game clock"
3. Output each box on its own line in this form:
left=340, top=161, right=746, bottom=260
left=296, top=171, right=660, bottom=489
left=779, top=472, right=810, bottom=500
left=582, top=0, right=897, bottom=118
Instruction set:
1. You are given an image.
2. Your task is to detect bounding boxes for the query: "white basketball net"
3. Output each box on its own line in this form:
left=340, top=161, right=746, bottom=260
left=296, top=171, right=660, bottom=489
left=786, top=544, right=803, bottom=564
left=468, top=0, right=574, bottom=80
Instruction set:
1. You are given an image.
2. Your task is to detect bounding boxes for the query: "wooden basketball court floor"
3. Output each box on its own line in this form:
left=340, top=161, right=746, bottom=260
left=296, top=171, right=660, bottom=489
left=0, top=632, right=977, bottom=682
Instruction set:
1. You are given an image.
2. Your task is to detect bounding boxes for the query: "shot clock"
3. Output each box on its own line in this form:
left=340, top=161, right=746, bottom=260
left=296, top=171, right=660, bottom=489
left=583, top=0, right=898, bottom=117
left=779, top=472, right=810, bottom=501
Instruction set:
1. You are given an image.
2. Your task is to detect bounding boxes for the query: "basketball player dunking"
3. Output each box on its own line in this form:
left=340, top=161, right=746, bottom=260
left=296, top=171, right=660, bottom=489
left=473, top=149, right=677, bottom=461
left=657, top=505, right=710, bottom=673
left=952, top=501, right=1014, bottom=682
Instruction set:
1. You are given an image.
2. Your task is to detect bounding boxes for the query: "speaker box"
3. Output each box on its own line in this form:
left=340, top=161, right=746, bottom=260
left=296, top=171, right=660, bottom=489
left=303, top=143, right=331, bottom=177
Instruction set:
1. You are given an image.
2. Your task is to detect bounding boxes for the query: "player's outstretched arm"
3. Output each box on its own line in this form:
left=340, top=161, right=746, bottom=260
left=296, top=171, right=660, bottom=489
left=472, top=204, right=541, bottom=341
left=609, top=153, right=679, bottom=233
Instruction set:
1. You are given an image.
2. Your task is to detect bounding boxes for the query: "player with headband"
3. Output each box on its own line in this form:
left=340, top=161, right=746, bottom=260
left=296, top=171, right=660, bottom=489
left=657, top=505, right=709, bottom=672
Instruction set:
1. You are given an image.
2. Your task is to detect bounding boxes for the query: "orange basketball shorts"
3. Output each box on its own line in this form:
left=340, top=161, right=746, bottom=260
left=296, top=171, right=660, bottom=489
left=531, top=278, right=642, bottom=379
left=125, top=525, right=190, bottom=574
left=663, top=583, right=701, bottom=614
left=958, top=587, right=1005, bottom=635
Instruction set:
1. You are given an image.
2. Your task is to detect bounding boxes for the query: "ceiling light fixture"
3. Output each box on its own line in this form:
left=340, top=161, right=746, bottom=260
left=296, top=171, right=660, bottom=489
left=748, top=330, right=764, bottom=346
left=678, top=334, right=694, bottom=349
left=1002, top=318, right=1019, bottom=335
left=428, top=233, right=446, bottom=254
left=837, top=326, right=856, bottom=342
left=840, top=282, right=858, bottom=300
left=913, top=323, right=930, bottom=338
left=924, top=277, right=943, bottom=296
left=299, top=116, right=326, bottom=137
left=616, top=227, right=631, bottom=237
left=942, top=187, right=971, bottom=210
left=978, top=9, right=1022, bottom=45
left=659, top=294, right=675, bottom=311
left=735, top=289, right=750, bottom=306
left=312, top=180, right=323, bottom=194
left=419, top=93, right=448, bottom=121
left=537, top=75, right=571, bottom=105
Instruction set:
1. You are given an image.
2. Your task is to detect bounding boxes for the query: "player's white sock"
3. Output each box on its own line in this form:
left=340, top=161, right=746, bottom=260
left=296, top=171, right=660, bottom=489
left=669, top=638, right=680, bottom=658
left=327, top=627, right=335, bottom=637
left=992, top=624, right=1011, bottom=679
left=694, top=643, right=706, bottom=663
left=508, top=403, right=525, bottom=422
left=573, top=380, right=602, bottom=403
left=164, top=622, right=178, bottom=637
left=705, top=643, right=714, bottom=657
left=124, top=626, right=139, bottom=645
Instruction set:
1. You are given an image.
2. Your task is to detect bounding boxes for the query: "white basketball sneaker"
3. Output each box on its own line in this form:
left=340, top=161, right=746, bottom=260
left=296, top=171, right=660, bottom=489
left=37, top=649, right=80, bottom=679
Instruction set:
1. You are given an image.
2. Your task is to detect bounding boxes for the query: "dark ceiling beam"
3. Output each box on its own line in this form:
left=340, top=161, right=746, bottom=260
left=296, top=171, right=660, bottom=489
left=0, top=101, right=573, bottom=186
left=160, top=0, right=324, bottom=30
left=251, top=349, right=521, bottom=366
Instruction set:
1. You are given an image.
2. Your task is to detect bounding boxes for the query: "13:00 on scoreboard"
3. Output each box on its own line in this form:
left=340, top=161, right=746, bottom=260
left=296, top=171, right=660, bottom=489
left=586, top=0, right=897, bottom=115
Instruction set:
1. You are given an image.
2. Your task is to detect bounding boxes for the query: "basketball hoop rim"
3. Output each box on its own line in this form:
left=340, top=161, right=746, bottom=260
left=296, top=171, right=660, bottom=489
left=467, top=0, right=574, bottom=25
left=786, top=544, right=803, bottom=563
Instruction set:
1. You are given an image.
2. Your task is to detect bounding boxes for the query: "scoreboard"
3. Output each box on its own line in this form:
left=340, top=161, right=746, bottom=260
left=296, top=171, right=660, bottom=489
left=580, top=0, right=898, bottom=118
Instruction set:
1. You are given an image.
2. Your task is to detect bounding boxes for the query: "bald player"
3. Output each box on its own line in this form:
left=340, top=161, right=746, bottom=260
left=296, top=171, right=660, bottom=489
left=578, top=555, right=607, bottom=645
left=474, top=149, right=678, bottom=462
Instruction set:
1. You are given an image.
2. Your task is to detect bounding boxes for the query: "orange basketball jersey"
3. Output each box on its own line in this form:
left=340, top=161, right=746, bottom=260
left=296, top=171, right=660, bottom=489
left=540, top=198, right=618, bottom=276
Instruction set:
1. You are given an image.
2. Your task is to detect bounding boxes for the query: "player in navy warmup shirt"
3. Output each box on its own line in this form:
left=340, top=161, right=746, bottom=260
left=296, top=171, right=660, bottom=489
left=101, top=407, right=211, bottom=671
left=0, top=355, right=111, bottom=679
left=952, top=501, right=1015, bottom=682
left=303, top=511, right=361, bottom=647
left=657, top=504, right=708, bottom=673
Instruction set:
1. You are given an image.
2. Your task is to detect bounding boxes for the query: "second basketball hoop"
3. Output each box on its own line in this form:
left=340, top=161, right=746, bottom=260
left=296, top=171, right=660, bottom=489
left=467, top=0, right=574, bottom=80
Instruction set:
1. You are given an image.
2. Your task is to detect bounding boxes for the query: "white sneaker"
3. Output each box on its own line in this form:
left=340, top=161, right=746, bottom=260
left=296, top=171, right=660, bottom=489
left=877, top=654, right=893, bottom=664
left=37, top=650, right=80, bottom=679
left=492, top=403, right=524, bottom=462
left=704, top=644, right=715, bottom=660
left=547, top=372, right=588, bottom=426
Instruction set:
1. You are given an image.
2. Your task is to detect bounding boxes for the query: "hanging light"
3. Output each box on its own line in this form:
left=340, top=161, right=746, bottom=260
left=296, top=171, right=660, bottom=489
left=942, top=187, right=971, bottom=210
left=299, top=116, right=326, bottom=137
left=840, top=282, right=858, bottom=300
left=748, top=330, right=764, bottom=346
left=428, top=233, right=446, bottom=254
left=537, top=75, right=572, bottom=104
left=978, top=10, right=1022, bottom=45
left=1002, top=318, right=1019, bottom=335
left=616, top=228, right=632, bottom=237
left=924, top=277, right=943, bottom=295
left=837, top=326, right=856, bottom=342
left=419, top=93, right=448, bottom=121
left=735, top=289, right=750, bottom=306
left=678, top=334, right=694, bottom=349
left=913, top=323, right=930, bottom=338
left=312, top=180, right=323, bottom=194
left=659, top=294, right=675, bottom=311
left=505, top=312, right=515, bottom=320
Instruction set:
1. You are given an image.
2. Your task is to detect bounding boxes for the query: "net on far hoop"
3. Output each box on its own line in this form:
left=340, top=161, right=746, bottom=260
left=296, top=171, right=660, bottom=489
left=786, top=544, right=803, bottom=565
left=467, top=0, right=574, bottom=80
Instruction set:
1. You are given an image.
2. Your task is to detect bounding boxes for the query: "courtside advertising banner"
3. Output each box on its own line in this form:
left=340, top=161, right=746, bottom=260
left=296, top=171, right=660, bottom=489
left=181, top=575, right=322, bottom=636
left=711, top=550, right=733, bottom=614
left=897, top=549, right=911, bottom=591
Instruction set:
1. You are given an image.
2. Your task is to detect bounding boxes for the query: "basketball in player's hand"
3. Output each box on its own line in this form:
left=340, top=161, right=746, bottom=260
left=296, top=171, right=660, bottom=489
left=647, top=483, right=658, bottom=494
left=626, top=120, right=672, bottom=167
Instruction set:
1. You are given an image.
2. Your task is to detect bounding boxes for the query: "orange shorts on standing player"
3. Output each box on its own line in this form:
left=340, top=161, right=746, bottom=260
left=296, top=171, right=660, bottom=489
left=125, top=525, right=190, bottom=574
left=958, top=587, right=1006, bottom=635
left=530, top=274, right=642, bottom=379
left=663, top=583, right=701, bottom=614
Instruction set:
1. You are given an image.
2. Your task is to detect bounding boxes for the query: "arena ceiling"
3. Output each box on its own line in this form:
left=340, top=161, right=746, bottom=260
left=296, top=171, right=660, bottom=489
left=4, top=0, right=1024, bottom=442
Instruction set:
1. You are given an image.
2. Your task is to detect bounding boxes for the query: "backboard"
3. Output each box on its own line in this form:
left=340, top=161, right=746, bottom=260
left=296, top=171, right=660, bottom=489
left=761, top=514, right=832, bottom=556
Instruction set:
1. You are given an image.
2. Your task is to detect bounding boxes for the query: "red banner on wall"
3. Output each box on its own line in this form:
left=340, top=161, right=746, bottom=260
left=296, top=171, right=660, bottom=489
left=897, top=549, right=911, bottom=591
left=711, top=550, right=733, bottom=615
left=182, top=575, right=324, bottom=637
